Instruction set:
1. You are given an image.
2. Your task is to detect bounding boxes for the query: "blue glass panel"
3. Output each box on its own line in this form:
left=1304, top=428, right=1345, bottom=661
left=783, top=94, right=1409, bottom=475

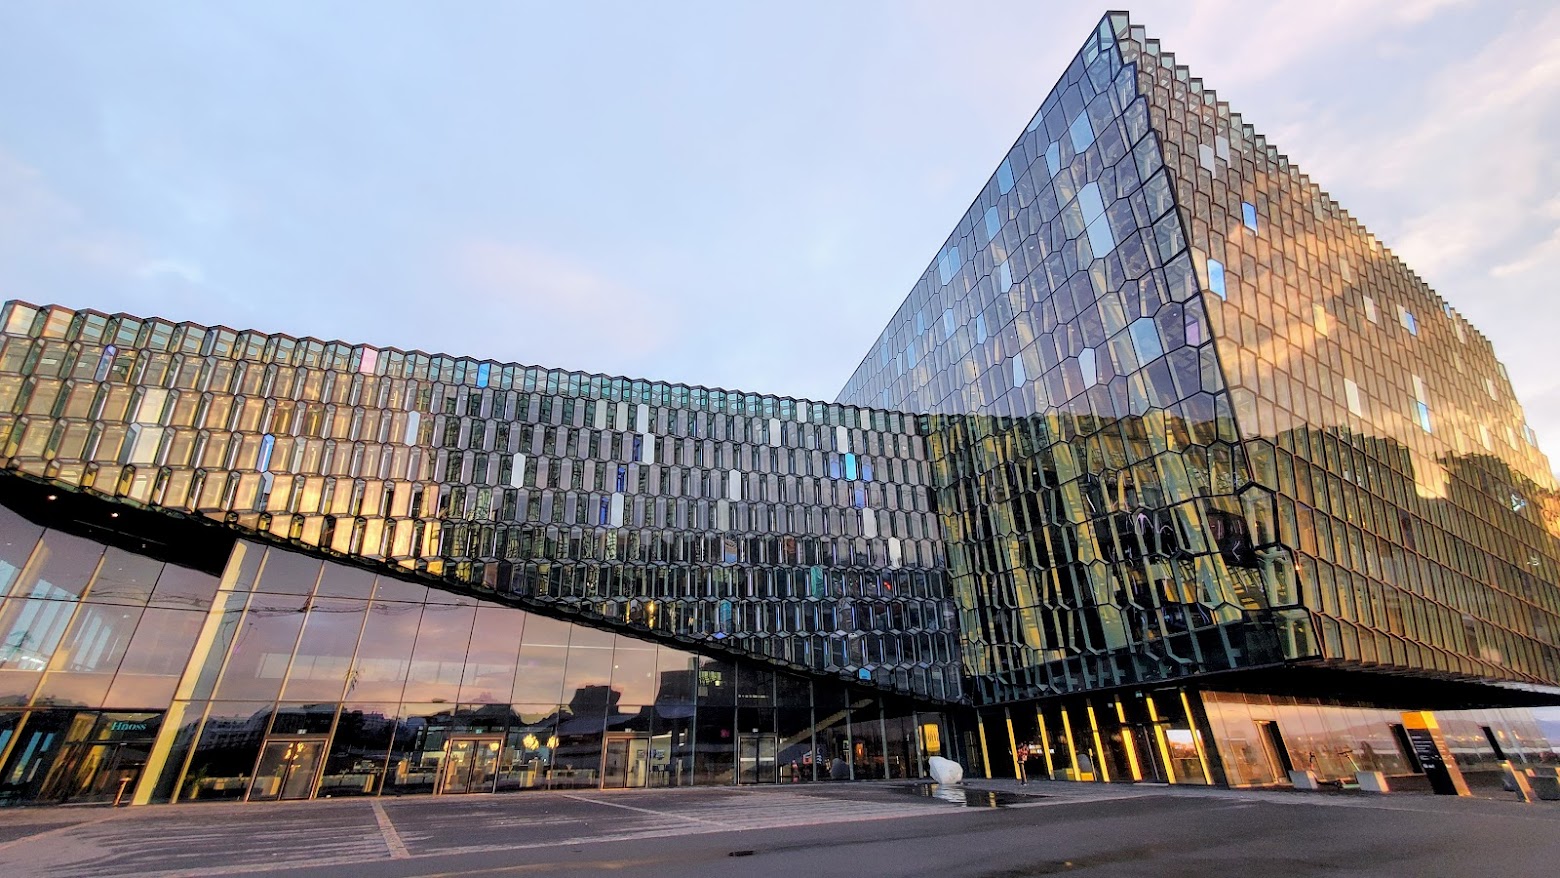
left=476, top=363, right=490, bottom=388
left=844, top=453, right=858, bottom=480
left=937, top=245, right=962, bottom=285
left=1045, top=142, right=1061, bottom=177
left=997, top=159, right=1014, bottom=194
left=999, top=261, right=1013, bottom=293
left=1077, top=183, right=1105, bottom=223
left=1129, top=318, right=1163, bottom=363
left=985, top=206, right=1001, bottom=240
left=1416, top=401, right=1433, bottom=433
left=1068, top=112, right=1095, bottom=152
left=1242, top=201, right=1258, bottom=231
left=258, top=434, right=275, bottom=472
left=1012, top=357, right=1026, bottom=387
left=975, top=314, right=988, bottom=344
left=94, top=345, right=117, bottom=382
left=1208, top=258, right=1227, bottom=300
left=1085, top=215, right=1116, bottom=257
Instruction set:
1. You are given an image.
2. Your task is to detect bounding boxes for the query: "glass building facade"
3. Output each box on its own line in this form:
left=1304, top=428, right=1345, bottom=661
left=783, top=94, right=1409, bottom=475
left=838, top=12, right=1560, bottom=787
left=0, top=506, right=938, bottom=804
left=0, top=11, right=1558, bottom=806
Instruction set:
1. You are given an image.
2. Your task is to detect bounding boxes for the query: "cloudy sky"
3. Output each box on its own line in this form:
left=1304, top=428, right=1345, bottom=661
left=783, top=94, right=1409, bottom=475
left=2, top=1, right=1557, bottom=468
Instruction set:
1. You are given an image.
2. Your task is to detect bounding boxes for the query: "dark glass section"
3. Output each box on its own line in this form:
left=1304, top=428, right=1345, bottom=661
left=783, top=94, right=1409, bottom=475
left=849, top=695, right=884, bottom=780
left=321, top=703, right=395, bottom=796
left=181, top=702, right=270, bottom=801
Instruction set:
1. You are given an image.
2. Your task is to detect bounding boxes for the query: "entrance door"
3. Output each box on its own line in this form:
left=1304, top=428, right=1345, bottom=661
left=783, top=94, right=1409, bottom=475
left=737, top=735, right=778, bottom=784
left=602, top=735, right=650, bottom=789
left=249, top=738, right=326, bottom=801
left=1131, top=726, right=1170, bottom=784
left=1256, top=721, right=1294, bottom=781
left=440, top=737, right=502, bottom=794
left=38, top=741, right=150, bottom=804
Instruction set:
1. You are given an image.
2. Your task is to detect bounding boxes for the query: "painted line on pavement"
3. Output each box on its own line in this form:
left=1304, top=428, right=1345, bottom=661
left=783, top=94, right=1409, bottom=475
left=372, top=799, right=412, bottom=859
left=561, top=794, right=728, bottom=826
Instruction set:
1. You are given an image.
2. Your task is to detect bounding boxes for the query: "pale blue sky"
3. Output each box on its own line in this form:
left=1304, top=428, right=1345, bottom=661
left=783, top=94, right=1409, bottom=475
left=2, top=1, right=1558, bottom=469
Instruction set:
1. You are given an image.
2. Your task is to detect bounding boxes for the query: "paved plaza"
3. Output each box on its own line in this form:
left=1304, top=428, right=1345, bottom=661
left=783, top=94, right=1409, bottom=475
left=0, top=781, right=1556, bottom=878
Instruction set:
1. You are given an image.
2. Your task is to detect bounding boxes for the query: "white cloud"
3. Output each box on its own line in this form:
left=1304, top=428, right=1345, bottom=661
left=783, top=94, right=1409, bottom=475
left=1160, top=0, right=1478, bottom=83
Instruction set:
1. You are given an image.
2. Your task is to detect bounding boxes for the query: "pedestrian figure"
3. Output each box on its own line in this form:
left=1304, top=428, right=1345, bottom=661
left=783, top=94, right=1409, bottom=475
left=1015, top=743, right=1030, bottom=785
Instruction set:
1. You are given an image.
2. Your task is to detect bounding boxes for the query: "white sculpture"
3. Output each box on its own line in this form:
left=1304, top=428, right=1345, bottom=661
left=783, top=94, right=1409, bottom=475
left=928, top=756, right=964, bottom=786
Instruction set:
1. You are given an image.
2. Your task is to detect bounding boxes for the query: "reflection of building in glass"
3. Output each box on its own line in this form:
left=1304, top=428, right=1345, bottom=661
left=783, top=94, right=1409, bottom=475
left=837, top=11, right=1560, bottom=788
left=0, top=11, right=1558, bottom=807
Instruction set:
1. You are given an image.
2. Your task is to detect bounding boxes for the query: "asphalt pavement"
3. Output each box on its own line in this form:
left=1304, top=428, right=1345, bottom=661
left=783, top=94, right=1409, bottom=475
left=0, top=779, right=1555, bottom=878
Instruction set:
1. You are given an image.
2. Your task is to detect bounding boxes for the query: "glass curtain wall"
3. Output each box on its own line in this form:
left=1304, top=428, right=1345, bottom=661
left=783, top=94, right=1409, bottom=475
left=142, top=541, right=943, bottom=804
left=1202, top=691, right=1560, bottom=789
left=0, top=503, right=220, bottom=806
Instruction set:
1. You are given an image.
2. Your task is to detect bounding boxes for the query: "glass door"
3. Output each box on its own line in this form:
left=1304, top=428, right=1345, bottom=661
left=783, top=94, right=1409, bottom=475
left=439, top=736, right=502, bottom=794
left=602, top=734, right=651, bottom=789
left=249, top=738, right=326, bottom=801
left=1131, top=726, right=1170, bottom=783
left=737, top=735, right=778, bottom=784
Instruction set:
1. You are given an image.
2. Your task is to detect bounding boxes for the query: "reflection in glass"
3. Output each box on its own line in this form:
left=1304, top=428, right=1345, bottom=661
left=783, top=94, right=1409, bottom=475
left=512, top=615, right=569, bottom=703
left=253, top=550, right=322, bottom=596
left=347, top=600, right=423, bottom=702
left=382, top=703, right=447, bottom=796
left=181, top=701, right=272, bottom=801
left=84, top=549, right=162, bottom=606
left=281, top=597, right=368, bottom=702
left=500, top=704, right=558, bottom=791
left=249, top=737, right=324, bottom=801
left=0, top=505, right=43, bottom=600
left=0, top=709, right=73, bottom=802
left=211, top=593, right=308, bottom=701
left=321, top=703, right=396, bottom=796
left=34, top=601, right=145, bottom=707
left=148, top=565, right=220, bottom=612
left=103, top=606, right=204, bottom=711
left=552, top=686, right=609, bottom=789
left=458, top=606, right=523, bottom=704
left=400, top=601, right=476, bottom=703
